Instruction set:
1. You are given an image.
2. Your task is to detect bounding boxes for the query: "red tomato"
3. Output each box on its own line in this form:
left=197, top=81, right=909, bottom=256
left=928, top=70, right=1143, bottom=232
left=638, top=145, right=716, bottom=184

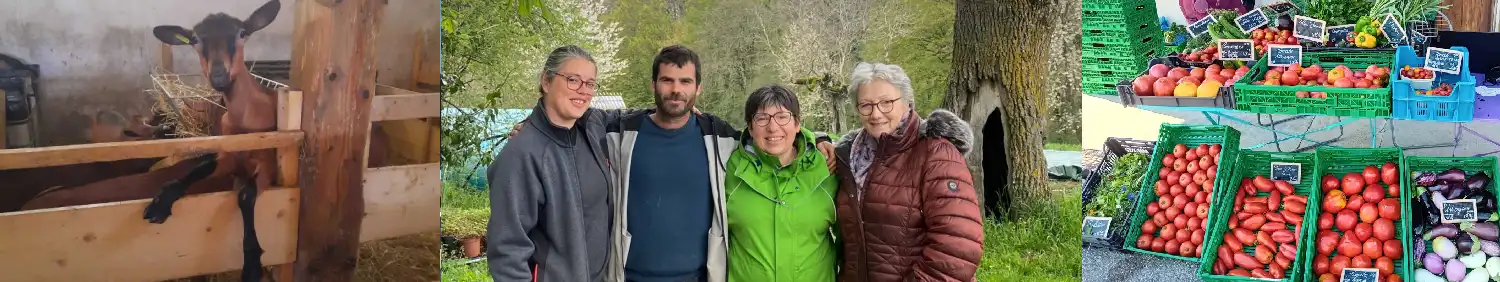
left=1362, top=166, right=1379, bottom=185
left=1373, top=218, right=1395, bottom=241
left=1378, top=199, right=1400, bottom=220
left=1380, top=162, right=1399, bottom=185
left=1342, top=173, right=1365, bottom=195
left=1322, top=174, right=1340, bottom=191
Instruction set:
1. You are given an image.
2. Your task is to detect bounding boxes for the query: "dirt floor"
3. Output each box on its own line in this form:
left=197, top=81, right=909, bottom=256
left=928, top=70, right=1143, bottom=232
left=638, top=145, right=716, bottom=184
left=165, top=232, right=440, bottom=282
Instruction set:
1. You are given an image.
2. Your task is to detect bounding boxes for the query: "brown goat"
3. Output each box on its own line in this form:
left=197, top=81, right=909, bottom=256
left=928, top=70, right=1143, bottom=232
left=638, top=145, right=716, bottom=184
left=145, top=1, right=282, bottom=281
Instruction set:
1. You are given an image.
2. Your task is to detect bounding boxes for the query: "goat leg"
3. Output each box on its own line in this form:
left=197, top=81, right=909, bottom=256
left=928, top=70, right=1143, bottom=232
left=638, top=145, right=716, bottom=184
left=237, top=177, right=264, bottom=282
left=144, top=153, right=223, bottom=224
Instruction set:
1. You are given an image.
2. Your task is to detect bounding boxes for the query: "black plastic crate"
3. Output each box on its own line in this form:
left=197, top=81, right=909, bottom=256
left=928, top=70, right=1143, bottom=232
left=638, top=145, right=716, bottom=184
left=1114, top=57, right=1238, bottom=109
left=1081, top=137, right=1158, bottom=251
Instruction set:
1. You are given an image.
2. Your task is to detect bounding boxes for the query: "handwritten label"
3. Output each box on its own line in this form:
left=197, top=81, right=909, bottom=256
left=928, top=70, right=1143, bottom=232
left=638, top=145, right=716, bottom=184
left=1236, top=9, right=1270, bottom=33
left=1328, top=25, right=1356, bottom=43
left=1267, top=45, right=1302, bottom=67
left=1189, top=16, right=1217, bottom=38
left=1412, top=29, right=1429, bottom=45
left=1218, top=39, right=1256, bottom=61
left=1267, top=1, right=1300, bottom=15
left=1380, top=14, right=1407, bottom=44
left=1269, top=162, right=1303, bottom=184
left=1293, top=16, right=1326, bottom=42
left=1083, top=217, right=1112, bottom=239
left=1340, top=268, right=1379, bottom=282
left=1424, top=47, right=1464, bottom=75
left=1441, top=199, right=1479, bottom=224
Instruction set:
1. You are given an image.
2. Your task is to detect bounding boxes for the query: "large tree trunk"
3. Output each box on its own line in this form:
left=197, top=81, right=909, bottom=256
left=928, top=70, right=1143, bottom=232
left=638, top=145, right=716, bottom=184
left=946, top=0, right=1055, bottom=221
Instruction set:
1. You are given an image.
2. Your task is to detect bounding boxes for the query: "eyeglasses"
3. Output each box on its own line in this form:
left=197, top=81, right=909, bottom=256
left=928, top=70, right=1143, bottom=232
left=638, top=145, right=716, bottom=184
left=752, top=112, right=795, bottom=127
left=857, top=98, right=901, bottom=116
left=555, top=72, right=597, bottom=91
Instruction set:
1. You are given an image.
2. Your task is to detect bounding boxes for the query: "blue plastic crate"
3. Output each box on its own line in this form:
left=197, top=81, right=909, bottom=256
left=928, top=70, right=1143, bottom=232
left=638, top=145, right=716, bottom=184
left=1391, top=45, right=1476, bottom=122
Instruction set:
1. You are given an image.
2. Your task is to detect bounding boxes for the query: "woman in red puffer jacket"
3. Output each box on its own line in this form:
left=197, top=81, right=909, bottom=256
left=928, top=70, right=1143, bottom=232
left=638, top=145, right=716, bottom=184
left=833, top=62, right=983, bottom=282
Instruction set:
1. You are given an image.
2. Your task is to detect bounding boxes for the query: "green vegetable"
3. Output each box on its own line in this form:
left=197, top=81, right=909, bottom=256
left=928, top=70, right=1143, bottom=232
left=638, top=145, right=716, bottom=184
left=1307, top=0, right=1376, bottom=26
left=1086, top=153, right=1149, bottom=217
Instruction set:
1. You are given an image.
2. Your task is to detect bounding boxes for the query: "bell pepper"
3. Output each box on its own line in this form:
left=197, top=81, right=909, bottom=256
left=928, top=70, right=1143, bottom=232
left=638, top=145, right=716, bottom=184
left=1355, top=33, right=1378, bottom=48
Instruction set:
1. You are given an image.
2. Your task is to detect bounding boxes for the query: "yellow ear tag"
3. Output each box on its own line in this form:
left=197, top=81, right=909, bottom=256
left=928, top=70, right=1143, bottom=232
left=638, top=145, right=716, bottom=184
left=176, top=34, right=192, bottom=44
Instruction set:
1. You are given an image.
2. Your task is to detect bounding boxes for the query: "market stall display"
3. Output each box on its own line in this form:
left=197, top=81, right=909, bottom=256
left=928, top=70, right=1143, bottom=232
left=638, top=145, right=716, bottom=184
left=1123, top=124, right=1242, bottom=262
left=1197, top=151, right=1317, bottom=281
left=1301, top=147, right=1408, bottom=282
left=1115, top=57, right=1243, bottom=109
left=1083, top=137, right=1159, bottom=250
left=1392, top=45, right=1476, bottom=122
left=1404, top=157, right=1500, bottom=282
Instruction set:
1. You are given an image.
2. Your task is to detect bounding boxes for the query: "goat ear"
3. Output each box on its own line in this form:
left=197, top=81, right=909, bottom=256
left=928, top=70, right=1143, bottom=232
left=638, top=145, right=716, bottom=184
left=242, top=0, right=281, bottom=36
left=153, top=26, right=197, bottom=45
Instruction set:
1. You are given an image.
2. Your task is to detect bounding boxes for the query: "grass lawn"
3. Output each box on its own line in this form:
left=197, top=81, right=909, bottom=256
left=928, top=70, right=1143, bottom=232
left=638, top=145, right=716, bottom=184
left=437, top=181, right=1085, bottom=282
left=1045, top=143, right=1082, bottom=151
left=975, top=180, right=1082, bottom=282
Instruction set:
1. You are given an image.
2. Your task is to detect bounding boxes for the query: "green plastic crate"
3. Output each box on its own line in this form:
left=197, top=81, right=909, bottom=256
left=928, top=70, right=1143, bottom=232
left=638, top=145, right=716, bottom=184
left=1305, top=50, right=1397, bottom=68
left=1082, top=1, right=1156, bottom=25
left=1298, top=147, right=1409, bottom=282
left=1086, top=35, right=1161, bottom=55
left=1232, top=56, right=1393, bottom=117
left=1400, top=156, right=1500, bottom=279
left=1085, top=44, right=1162, bottom=62
left=1123, top=124, right=1243, bottom=262
left=1197, top=151, right=1317, bottom=282
left=1084, top=27, right=1158, bottom=46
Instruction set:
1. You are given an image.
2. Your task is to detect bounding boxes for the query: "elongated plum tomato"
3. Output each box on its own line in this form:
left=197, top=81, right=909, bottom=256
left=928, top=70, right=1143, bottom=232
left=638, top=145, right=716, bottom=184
left=1322, top=174, right=1340, bottom=192
left=1341, top=173, right=1364, bottom=195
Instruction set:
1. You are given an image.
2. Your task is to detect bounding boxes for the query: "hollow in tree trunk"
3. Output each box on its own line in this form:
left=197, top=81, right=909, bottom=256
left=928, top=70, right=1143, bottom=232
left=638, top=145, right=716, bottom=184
left=946, top=0, right=1055, bottom=221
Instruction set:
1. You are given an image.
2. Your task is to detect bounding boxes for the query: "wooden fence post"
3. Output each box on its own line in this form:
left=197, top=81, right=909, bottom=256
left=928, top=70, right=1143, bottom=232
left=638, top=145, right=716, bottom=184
left=289, top=0, right=384, bottom=280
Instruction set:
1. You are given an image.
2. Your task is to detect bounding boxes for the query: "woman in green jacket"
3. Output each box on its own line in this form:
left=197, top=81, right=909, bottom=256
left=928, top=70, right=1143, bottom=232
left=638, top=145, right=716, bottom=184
left=724, top=84, right=840, bottom=282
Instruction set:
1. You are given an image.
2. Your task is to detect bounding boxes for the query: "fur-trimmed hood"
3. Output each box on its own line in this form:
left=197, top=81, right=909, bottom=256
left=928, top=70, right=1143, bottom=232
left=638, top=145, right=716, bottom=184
left=836, top=109, right=973, bottom=155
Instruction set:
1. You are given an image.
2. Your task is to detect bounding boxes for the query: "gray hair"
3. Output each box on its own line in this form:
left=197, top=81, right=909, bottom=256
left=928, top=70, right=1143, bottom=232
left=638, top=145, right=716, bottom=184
left=846, top=62, right=915, bottom=106
left=538, top=45, right=596, bottom=95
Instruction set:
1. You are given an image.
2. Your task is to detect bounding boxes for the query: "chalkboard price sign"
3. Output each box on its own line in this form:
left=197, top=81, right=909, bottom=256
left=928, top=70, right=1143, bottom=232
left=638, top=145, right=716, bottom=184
left=1267, top=1, right=1299, bottom=15
left=1236, top=9, right=1269, bottom=33
left=1218, top=39, right=1256, bottom=61
left=1083, top=217, right=1112, bottom=239
left=1412, top=30, right=1429, bottom=45
left=1425, top=47, right=1465, bottom=75
left=1293, top=16, right=1326, bottom=42
left=1327, top=25, right=1355, bottom=43
left=1269, top=162, right=1302, bottom=184
left=1379, top=14, right=1407, bottom=44
left=1189, top=16, right=1217, bottom=38
left=1340, top=268, right=1379, bottom=282
left=1267, top=44, right=1302, bottom=67
left=1441, top=199, right=1479, bottom=224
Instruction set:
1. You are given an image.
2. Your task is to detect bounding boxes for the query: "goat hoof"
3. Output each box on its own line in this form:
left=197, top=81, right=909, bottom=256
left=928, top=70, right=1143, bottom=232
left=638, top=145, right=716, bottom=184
left=143, top=198, right=174, bottom=224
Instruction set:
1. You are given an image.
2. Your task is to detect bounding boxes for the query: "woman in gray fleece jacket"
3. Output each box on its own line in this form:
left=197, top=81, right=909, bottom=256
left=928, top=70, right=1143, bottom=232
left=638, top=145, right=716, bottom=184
left=486, top=45, right=629, bottom=282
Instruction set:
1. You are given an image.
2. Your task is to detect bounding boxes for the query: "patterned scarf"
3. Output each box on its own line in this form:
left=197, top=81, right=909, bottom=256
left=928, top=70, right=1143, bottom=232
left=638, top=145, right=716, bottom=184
left=850, top=111, right=911, bottom=188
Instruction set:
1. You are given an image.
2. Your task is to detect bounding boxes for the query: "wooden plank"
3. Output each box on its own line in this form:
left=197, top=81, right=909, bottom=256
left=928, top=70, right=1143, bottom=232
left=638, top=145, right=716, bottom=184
left=0, top=131, right=303, bottom=170
left=290, top=0, right=384, bottom=280
left=370, top=93, right=439, bottom=121
left=0, top=187, right=300, bottom=282
left=160, top=43, right=173, bottom=72
left=374, top=84, right=418, bottom=96
left=273, top=89, right=302, bottom=282
left=359, top=163, right=439, bottom=242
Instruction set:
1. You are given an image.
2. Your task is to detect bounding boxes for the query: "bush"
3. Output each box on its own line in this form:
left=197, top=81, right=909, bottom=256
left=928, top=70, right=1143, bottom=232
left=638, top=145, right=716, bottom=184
left=442, top=182, right=489, bottom=210
left=440, top=207, right=489, bottom=239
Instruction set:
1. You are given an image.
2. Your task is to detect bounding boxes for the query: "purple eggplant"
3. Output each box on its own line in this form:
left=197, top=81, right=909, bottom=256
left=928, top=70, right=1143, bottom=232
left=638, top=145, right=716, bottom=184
left=1419, top=172, right=1440, bottom=186
left=1472, top=172, right=1491, bottom=189
left=1426, top=252, right=1446, bottom=274
left=1477, top=192, right=1498, bottom=213
left=1456, top=233, right=1478, bottom=254
left=1449, top=185, right=1471, bottom=199
left=1464, top=222, right=1500, bottom=241
left=1441, top=168, right=1469, bottom=183
left=1482, top=240, right=1500, bottom=256
left=1418, top=239, right=1429, bottom=255
left=1427, top=223, right=1463, bottom=240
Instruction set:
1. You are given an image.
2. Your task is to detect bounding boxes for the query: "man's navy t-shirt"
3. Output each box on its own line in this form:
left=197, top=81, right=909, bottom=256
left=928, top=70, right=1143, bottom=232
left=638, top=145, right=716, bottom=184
left=625, top=115, right=712, bottom=282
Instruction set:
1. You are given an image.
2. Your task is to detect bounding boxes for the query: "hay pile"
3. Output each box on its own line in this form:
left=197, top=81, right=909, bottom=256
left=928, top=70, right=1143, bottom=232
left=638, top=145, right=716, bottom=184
left=147, top=67, right=225, bottom=138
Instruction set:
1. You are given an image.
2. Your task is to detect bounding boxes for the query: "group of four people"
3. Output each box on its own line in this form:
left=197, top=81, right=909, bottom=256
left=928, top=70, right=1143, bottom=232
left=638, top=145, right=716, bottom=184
left=488, top=44, right=984, bottom=282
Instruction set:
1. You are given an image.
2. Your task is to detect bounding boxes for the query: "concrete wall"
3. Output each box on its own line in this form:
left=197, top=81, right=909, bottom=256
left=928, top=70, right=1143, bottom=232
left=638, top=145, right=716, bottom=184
left=0, top=0, right=437, bottom=146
